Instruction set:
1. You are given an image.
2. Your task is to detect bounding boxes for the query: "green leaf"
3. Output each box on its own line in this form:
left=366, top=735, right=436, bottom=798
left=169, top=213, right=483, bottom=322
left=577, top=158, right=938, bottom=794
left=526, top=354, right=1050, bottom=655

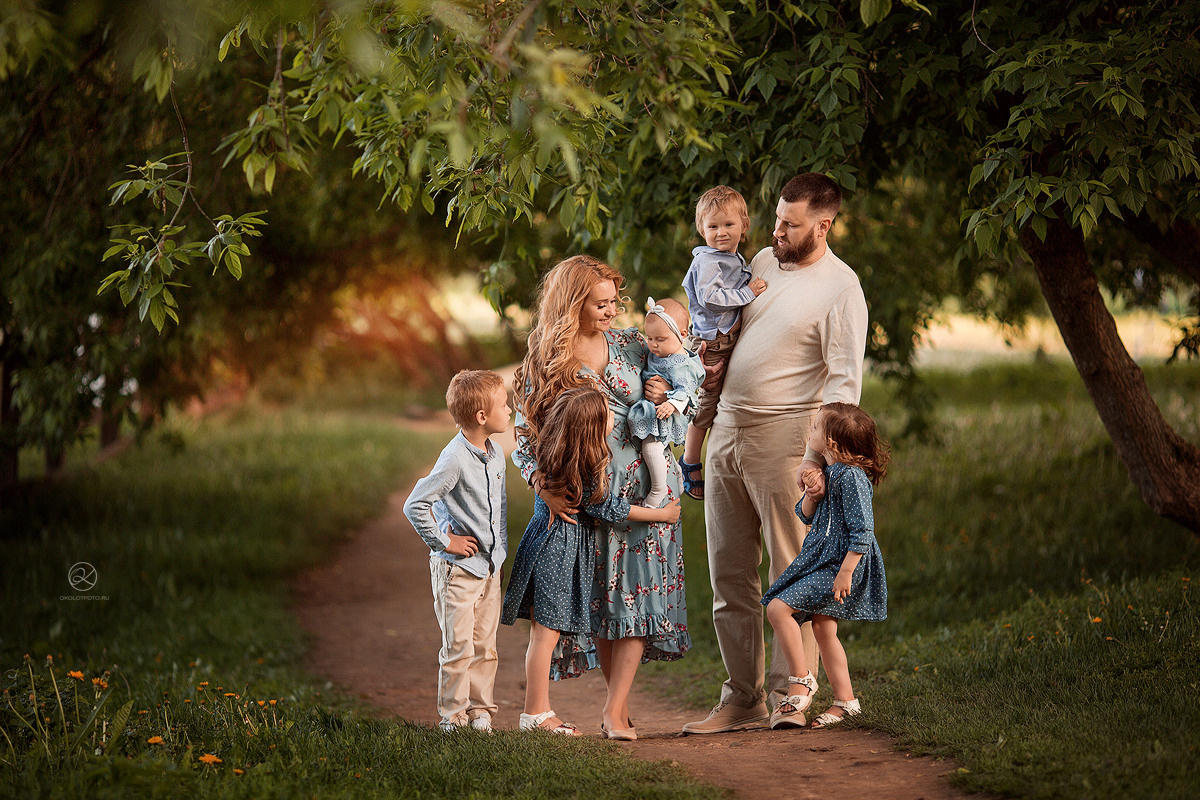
left=860, top=0, right=893, bottom=26
left=105, top=700, right=134, bottom=752
left=150, top=299, right=166, bottom=331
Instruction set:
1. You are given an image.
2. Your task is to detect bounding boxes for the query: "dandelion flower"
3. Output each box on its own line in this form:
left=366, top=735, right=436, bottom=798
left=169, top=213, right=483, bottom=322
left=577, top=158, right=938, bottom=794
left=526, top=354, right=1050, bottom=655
left=199, top=754, right=222, bottom=766
left=1092, top=616, right=1102, bottom=623
left=68, top=670, right=84, bottom=681
left=233, top=768, right=244, bottom=775
left=92, top=678, right=108, bottom=689
left=147, top=736, right=164, bottom=745
left=224, top=692, right=236, bottom=697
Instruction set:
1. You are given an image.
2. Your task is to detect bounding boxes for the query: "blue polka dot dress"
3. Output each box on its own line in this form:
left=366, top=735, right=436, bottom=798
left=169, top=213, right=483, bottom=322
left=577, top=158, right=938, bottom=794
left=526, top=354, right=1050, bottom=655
left=761, top=462, right=887, bottom=622
left=501, top=491, right=633, bottom=680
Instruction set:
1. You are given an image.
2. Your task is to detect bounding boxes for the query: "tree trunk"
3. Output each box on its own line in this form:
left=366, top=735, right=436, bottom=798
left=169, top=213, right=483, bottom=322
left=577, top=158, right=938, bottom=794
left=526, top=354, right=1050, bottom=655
left=45, top=445, right=64, bottom=474
left=1021, top=219, right=1200, bottom=535
left=99, top=373, right=122, bottom=449
left=100, top=410, right=121, bottom=449
left=0, top=334, right=18, bottom=491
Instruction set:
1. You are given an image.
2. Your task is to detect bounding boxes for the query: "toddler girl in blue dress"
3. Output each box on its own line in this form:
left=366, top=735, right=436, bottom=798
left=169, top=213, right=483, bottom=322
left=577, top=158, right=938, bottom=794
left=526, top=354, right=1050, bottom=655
left=762, top=402, right=890, bottom=730
left=501, top=387, right=681, bottom=735
left=626, top=297, right=705, bottom=508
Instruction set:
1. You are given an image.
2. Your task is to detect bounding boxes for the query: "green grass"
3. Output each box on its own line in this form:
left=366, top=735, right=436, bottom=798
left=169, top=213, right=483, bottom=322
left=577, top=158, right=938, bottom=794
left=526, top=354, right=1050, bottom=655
left=643, top=357, right=1200, bottom=799
left=0, top=403, right=715, bottom=799
left=6, top=357, right=1198, bottom=799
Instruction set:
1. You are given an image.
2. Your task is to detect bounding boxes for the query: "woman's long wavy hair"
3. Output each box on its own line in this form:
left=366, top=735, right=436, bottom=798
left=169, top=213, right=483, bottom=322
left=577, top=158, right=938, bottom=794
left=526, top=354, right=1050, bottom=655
left=536, top=388, right=612, bottom=507
left=514, top=255, right=624, bottom=449
left=821, top=402, right=891, bottom=485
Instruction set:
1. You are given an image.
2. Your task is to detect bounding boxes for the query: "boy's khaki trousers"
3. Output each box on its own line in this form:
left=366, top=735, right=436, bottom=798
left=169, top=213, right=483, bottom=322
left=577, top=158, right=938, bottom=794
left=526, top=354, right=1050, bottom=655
left=705, top=413, right=821, bottom=708
left=429, top=555, right=500, bottom=726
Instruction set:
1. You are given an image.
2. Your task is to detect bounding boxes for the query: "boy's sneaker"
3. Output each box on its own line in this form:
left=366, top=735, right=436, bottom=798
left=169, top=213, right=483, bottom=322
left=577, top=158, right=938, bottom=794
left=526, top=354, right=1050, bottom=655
left=681, top=699, right=769, bottom=734
left=470, top=714, right=493, bottom=732
left=438, top=719, right=466, bottom=732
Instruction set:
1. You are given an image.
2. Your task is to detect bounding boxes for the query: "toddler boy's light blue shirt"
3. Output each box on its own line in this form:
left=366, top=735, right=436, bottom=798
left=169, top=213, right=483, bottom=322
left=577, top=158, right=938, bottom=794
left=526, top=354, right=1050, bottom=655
left=682, top=246, right=757, bottom=340
left=402, top=431, right=507, bottom=578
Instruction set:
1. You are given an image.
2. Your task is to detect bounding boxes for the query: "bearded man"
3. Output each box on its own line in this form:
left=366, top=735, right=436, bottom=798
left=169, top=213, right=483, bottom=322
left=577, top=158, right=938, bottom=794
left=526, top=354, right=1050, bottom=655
left=682, top=173, right=869, bottom=734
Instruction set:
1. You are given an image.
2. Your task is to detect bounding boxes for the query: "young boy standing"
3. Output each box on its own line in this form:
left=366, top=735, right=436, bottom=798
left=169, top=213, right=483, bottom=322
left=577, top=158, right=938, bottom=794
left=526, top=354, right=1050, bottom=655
left=679, top=185, right=767, bottom=500
left=403, top=369, right=510, bottom=732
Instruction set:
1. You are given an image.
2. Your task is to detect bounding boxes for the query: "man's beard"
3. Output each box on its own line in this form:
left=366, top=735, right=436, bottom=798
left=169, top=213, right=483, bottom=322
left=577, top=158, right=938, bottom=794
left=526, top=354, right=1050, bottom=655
left=772, top=228, right=818, bottom=265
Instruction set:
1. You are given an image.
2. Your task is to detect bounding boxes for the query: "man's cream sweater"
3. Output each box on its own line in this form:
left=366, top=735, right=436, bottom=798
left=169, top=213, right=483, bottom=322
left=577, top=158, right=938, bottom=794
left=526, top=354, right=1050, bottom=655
left=716, top=245, right=868, bottom=427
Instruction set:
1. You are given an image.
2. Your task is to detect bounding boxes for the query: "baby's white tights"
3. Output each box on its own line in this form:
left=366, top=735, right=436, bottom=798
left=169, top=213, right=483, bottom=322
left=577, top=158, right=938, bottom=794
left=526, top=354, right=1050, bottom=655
left=641, top=437, right=669, bottom=508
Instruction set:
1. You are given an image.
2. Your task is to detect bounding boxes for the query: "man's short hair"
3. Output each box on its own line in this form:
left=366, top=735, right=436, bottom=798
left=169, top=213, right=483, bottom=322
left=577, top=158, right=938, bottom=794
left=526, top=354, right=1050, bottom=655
left=446, top=369, right=505, bottom=428
left=695, top=185, right=750, bottom=236
left=780, top=173, right=842, bottom=217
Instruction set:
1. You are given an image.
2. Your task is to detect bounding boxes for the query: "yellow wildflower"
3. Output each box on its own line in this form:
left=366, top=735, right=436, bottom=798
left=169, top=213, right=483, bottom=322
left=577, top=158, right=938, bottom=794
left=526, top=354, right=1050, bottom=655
left=233, top=768, right=244, bottom=775
left=1092, top=616, right=1102, bottom=623
left=68, top=671, right=84, bottom=681
left=198, top=754, right=222, bottom=766
left=147, top=736, right=164, bottom=745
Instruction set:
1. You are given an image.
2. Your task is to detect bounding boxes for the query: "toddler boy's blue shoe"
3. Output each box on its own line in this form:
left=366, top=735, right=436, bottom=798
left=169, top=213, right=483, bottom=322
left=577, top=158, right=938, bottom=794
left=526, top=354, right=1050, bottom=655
left=678, top=456, right=704, bottom=501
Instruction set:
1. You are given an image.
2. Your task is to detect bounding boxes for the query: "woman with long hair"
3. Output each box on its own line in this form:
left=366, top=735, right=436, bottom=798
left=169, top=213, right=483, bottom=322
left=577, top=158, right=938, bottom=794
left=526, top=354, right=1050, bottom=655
left=512, top=255, right=691, bottom=739
left=501, top=387, right=680, bottom=736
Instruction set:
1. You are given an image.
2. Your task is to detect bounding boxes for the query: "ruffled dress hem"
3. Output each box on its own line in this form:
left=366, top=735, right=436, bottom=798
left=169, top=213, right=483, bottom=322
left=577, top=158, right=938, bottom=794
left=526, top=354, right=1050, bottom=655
left=591, top=613, right=692, bottom=662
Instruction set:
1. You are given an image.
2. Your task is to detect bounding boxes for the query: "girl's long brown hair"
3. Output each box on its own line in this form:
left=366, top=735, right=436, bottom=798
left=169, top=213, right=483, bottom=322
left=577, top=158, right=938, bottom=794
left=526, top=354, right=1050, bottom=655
left=535, top=388, right=612, bottom=507
left=821, top=402, right=890, bottom=485
left=513, top=255, right=624, bottom=449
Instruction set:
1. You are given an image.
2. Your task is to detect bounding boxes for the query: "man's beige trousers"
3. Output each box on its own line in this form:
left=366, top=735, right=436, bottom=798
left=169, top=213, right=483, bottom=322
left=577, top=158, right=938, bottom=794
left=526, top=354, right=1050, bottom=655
left=705, top=413, right=820, bottom=707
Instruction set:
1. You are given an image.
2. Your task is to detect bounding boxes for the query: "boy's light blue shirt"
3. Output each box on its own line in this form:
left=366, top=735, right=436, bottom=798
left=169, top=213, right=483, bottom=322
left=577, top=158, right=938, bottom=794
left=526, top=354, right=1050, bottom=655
left=682, top=246, right=756, bottom=340
left=402, top=431, right=507, bottom=578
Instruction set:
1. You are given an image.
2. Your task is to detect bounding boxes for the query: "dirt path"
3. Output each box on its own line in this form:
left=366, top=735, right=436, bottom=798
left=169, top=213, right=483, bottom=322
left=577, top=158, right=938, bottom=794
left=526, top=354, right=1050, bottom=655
left=292, top=417, right=979, bottom=800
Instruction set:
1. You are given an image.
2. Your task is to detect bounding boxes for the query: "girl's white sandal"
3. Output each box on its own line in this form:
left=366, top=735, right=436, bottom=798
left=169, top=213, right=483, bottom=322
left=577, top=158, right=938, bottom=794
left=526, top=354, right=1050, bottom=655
left=810, top=698, right=861, bottom=729
left=770, top=672, right=818, bottom=729
left=519, top=709, right=582, bottom=736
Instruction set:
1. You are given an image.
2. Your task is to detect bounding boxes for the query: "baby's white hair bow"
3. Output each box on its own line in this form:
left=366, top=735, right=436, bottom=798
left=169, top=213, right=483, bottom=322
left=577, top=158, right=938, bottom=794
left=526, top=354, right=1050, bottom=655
left=645, top=297, right=684, bottom=343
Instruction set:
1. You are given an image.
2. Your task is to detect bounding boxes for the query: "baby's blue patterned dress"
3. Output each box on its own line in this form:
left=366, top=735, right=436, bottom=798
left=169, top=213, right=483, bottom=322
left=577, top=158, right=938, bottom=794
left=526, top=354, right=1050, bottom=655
left=627, top=351, right=705, bottom=445
left=761, top=462, right=887, bottom=622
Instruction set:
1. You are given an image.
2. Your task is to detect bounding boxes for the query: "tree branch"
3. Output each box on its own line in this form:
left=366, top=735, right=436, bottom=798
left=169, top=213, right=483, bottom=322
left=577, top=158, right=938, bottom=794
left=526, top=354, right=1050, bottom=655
left=491, top=0, right=545, bottom=70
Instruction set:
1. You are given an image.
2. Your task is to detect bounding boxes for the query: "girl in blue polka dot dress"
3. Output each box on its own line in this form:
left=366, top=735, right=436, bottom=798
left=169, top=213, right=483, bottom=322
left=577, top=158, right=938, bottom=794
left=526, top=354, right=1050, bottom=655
left=762, top=402, right=889, bottom=730
left=502, top=388, right=681, bottom=735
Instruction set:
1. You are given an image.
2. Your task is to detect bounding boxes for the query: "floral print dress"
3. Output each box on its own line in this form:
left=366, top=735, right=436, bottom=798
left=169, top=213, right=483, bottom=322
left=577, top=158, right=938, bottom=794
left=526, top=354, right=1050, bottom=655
left=514, top=327, right=691, bottom=663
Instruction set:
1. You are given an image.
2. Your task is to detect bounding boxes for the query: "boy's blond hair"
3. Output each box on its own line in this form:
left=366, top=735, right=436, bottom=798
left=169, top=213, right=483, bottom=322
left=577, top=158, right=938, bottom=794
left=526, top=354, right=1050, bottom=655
left=695, top=185, right=750, bottom=236
left=446, top=369, right=505, bottom=428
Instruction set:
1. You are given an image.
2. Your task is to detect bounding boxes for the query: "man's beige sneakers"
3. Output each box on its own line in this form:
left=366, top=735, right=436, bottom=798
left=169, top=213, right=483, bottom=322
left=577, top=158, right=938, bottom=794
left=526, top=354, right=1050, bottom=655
left=681, top=699, right=769, bottom=734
